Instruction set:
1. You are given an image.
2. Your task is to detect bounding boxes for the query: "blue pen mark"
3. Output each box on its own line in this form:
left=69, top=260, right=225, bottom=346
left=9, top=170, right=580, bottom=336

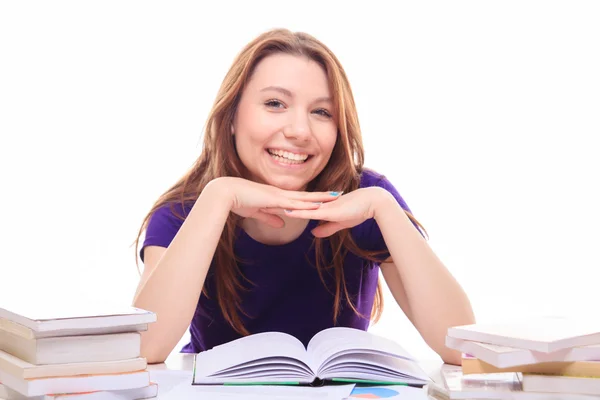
left=349, top=387, right=400, bottom=398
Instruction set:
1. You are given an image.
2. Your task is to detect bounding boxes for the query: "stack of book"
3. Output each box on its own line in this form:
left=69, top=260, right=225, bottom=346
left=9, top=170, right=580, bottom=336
left=428, top=317, right=600, bottom=399
left=0, top=305, right=157, bottom=399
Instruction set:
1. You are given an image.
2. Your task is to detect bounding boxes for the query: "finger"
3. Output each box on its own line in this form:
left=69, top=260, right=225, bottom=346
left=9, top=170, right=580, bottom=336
left=259, top=207, right=287, bottom=216
left=277, top=198, right=324, bottom=211
left=252, top=211, right=285, bottom=228
left=261, top=199, right=323, bottom=215
left=282, top=208, right=326, bottom=220
left=282, top=200, right=336, bottom=219
left=283, top=190, right=344, bottom=203
left=311, top=222, right=346, bottom=238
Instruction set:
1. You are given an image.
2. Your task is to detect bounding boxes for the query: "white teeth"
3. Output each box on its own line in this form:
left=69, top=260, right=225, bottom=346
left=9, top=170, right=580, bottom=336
left=270, top=154, right=304, bottom=164
left=267, top=149, right=309, bottom=161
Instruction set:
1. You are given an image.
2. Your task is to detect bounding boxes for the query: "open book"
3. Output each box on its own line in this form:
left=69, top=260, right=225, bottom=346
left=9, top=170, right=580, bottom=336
left=192, top=327, right=431, bottom=387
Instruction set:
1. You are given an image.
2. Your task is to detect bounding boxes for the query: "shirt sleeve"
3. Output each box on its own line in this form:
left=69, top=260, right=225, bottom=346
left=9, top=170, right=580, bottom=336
left=355, top=172, right=424, bottom=263
left=140, top=202, right=191, bottom=262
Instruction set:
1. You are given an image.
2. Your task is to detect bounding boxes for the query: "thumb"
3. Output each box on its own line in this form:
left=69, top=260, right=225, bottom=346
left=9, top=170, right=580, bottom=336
left=311, top=222, right=346, bottom=238
left=252, top=211, right=285, bottom=228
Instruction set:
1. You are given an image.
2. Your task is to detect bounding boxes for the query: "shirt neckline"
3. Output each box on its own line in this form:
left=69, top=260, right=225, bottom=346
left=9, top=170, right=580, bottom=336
left=237, top=219, right=320, bottom=249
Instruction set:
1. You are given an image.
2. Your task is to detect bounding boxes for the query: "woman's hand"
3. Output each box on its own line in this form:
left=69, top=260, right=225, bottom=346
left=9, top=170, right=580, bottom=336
left=265, top=186, right=393, bottom=237
left=208, top=177, right=343, bottom=228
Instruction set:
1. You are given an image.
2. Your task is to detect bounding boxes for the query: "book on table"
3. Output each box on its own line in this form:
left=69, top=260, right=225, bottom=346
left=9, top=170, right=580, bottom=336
left=0, top=304, right=157, bottom=398
left=0, top=349, right=147, bottom=380
left=0, top=330, right=141, bottom=365
left=447, top=317, right=600, bottom=353
left=0, top=305, right=156, bottom=339
left=192, top=327, right=431, bottom=387
left=0, top=369, right=150, bottom=398
left=460, top=353, right=600, bottom=377
left=441, top=318, right=600, bottom=398
left=520, top=374, right=600, bottom=396
left=446, top=336, right=600, bottom=368
left=427, top=365, right=522, bottom=400
left=427, top=365, right=600, bottom=400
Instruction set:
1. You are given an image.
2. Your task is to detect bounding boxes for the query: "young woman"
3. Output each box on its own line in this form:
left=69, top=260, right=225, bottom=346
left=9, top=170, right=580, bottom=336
left=132, top=28, right=475, bottom=365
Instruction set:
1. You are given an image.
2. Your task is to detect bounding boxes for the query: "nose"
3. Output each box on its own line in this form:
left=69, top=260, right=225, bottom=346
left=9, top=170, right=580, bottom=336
left=282, top=111, right=311, bottom=142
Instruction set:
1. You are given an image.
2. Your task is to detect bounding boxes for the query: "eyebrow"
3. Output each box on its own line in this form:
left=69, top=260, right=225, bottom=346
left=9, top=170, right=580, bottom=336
left=260, top=86, right=332, bottom=103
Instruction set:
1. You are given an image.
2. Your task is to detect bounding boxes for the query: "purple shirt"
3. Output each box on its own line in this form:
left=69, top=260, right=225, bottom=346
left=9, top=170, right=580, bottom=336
left=141, top=169, right=414, bottom=352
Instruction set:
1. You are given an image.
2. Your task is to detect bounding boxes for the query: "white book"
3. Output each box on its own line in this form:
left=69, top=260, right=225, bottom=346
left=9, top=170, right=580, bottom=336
left=0, top=331, right=141, bottom=365
left=0, top=370, right=149, bottom=397
left=446, top=336, right=600, bottom=368
left=0, top=349, right=146, bottom=380
left=192, top=327, right=431, bottom=386
left=426, top=366, right=600, bottom=400
left=521, top=374, right=600, bottom=396
left=0, top=382, right=157, bottom=399
left=0, top=318, right=149, bottom=340
left=447, top=318, right=600, bottom=353
left=426, top=366, right=522, bottom=400
left=0, top=306, right=155, bottom=339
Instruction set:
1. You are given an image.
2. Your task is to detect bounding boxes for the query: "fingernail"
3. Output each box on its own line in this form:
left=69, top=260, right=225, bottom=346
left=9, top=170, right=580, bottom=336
left=330, top=191, right=343, bottom=196
left=284, top=209, right=292, bottom=213
left=312, top=202, right=323, bottom=205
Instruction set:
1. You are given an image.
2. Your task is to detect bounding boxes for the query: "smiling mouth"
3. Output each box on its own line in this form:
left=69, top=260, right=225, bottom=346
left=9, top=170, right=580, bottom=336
left=266, top=148, right=313, bottom=164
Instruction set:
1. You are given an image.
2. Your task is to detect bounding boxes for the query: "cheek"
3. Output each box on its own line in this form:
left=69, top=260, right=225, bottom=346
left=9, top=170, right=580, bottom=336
left=321, top=130, right=338, bottom=157
left=234, top=129, right=270, bottom=171
left=236, top=113, right=276, bottom=147
left=234, top=134, right=258, bottom=163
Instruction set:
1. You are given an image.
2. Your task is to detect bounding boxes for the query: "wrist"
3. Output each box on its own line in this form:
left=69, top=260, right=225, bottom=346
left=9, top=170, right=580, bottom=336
left=203, top=177, right=236, bottom=212
left=371, top=187, right=398, bottom=222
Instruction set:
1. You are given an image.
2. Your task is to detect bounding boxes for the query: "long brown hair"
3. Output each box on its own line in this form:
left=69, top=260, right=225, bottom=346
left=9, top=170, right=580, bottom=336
left=134, top=28, right=426, bottom=336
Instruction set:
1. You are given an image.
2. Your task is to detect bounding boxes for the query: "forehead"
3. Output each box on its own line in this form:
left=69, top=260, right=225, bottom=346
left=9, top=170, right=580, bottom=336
left=246, top=53, right=331, bottom=98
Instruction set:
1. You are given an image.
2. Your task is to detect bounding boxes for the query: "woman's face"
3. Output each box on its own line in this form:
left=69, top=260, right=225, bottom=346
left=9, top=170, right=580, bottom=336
left=232, top=53, right=338, bottom=191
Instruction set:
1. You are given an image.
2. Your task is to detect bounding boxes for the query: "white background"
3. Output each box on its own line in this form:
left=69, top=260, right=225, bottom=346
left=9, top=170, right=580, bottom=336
left=0, top=1, right=598, bottom=362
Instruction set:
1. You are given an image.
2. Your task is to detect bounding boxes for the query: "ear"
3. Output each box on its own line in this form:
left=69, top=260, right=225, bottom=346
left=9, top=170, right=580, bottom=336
left=230, top=124, right=235, bottom=135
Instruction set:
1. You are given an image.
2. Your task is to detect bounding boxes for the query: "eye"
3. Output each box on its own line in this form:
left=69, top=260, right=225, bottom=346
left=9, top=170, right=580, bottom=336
left=313, top=108, right=332, bottom=118
left=264, top=99, right=285, bottom=109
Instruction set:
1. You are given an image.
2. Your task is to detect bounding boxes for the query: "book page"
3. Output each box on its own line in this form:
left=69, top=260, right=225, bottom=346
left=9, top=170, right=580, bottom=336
left=307, top=327, right=415, bottom=371
left=317, top=352, right=430, bottom=383
left=193, top=332, right=312, bottom=381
